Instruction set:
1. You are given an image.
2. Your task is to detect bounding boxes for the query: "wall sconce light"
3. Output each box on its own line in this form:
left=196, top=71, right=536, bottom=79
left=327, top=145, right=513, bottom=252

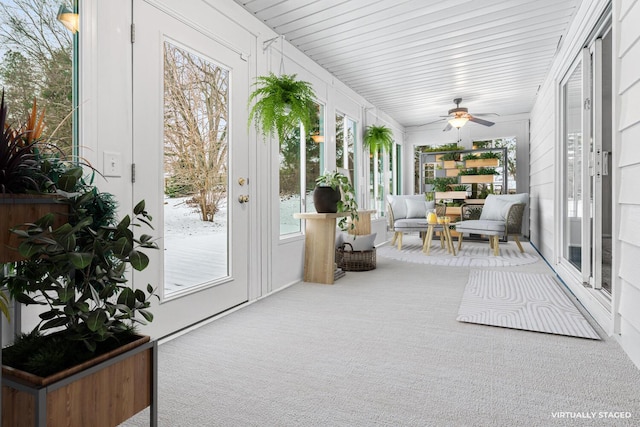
left=448, top=116, right=469, bottom=129
left=57, top=5, right=79, bottom=34
left=311, top=132, right=324, bottom=143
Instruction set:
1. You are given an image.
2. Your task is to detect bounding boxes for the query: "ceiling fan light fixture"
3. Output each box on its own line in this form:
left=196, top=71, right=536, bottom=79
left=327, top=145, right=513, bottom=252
left=448, top=116, right=469, bottom=129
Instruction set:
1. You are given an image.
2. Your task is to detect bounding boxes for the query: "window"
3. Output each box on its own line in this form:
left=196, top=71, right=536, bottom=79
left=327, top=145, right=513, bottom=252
left=335, top=112, right=357, bottom=189
left=280, top=102, right=324, bottom=236
left=0, top=0, right=77, bottom=155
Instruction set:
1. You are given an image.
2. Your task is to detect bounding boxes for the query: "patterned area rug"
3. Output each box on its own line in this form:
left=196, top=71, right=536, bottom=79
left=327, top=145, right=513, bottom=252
left=378, top=236, right=539, bottom=267
left=457, top=270, right=600, bottom=339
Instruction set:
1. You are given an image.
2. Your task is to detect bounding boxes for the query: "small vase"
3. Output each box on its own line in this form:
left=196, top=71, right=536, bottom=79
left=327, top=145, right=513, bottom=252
left=313, top=186, right=341, bottom=213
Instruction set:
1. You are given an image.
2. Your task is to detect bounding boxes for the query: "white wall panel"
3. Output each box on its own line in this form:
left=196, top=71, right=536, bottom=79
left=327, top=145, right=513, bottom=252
left=619, top=317, right=640, bottom=369
left=619, top=0, right=637, bottom=19
left=619, top=0, right=640, bottom=54
left=616, top=0, right=640, bottom=368
left=619, top=81, right=640, bottom=130
left=619, top=166, right=640, bottom=203
left=619, top=279, right=640, bottom=334
left=619, top=37, right=640, bottom=92
left=619, top=122, right=640, bottom=166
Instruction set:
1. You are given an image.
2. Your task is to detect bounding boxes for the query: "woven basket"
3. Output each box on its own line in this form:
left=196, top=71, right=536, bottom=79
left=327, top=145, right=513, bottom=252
left=336, top=243, right=376, bottom=271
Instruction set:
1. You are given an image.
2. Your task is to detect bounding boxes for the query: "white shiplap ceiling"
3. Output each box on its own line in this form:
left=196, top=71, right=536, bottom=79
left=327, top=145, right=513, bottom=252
left=234, top=0, right=582, bottom=128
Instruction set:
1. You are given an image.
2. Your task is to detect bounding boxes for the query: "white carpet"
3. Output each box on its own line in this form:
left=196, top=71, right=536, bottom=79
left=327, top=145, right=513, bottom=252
left=119, top=257, right=640, bottom=427
left=378, top=235, right=539, bottom=267
left=457, top=270, right=600, bottom=340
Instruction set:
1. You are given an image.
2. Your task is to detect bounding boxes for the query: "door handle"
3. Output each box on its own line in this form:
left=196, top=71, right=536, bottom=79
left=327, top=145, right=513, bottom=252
left=238, top=195, right=249, bottom=203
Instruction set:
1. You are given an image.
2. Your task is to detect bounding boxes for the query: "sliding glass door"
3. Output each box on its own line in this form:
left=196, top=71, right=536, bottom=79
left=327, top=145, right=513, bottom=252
left=560, top=20, right=612, bottom=298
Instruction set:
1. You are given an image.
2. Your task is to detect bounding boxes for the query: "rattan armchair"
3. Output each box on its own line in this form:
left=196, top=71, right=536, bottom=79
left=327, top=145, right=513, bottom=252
left=456, top=194, right=528, bottom=255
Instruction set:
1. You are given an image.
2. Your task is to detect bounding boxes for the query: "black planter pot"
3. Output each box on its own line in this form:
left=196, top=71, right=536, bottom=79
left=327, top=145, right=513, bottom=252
left=313, top=186, right=341, bottom=213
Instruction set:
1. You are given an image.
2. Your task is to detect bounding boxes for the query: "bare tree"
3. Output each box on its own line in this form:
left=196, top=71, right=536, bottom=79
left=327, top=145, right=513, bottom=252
left=163, top=43, right=229, bottom=222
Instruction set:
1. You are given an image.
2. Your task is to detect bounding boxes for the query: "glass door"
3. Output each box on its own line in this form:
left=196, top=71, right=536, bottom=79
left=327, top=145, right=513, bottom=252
left=590, top=28, right=613, bottom=294
left=132, top=0, right=250, bottom=338
left=560, top=21, right=612, bottom=298
left=561, top=54, right=588, bottom=280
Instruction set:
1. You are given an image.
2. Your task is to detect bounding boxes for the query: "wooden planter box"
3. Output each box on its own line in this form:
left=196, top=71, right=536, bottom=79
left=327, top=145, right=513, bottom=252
left=0, top=195, right=69, bottom=263
left=460, top=175, right=496, bottom=184
left=442, top=160, right=459, bottom=169
left=465, top=158, right=499, bottom=168
left=435, top=191, right=468, bottom=200
left=445, top=168, right=459, bottom=177
left=2, top=335, right=157, bottom=427
left=444, top=206, right=462, bottom=216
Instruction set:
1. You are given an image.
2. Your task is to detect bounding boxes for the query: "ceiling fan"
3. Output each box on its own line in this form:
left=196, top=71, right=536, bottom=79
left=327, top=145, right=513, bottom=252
left=441, top=98, right=496, bottom=132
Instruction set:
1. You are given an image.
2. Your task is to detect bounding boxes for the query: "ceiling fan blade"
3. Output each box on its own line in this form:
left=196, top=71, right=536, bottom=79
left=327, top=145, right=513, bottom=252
left=472, top=113, right=499, bottom=117
left=442, top=123, right=452, bottom=132
left=469, top=116, right=495, bottom=127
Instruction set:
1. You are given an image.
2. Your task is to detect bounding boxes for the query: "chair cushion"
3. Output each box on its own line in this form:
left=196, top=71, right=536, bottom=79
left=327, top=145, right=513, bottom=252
left=393, top=218, right=429, bottom=229
left=456, top=219, right=505, bottom=234
left=479, top=196, right=514, bottom=221
left=341, top=233, right=377, bottom=251
left=405, top=199, right=435, bottom=218
left=479, top=193, right=529, bottom=221
left=387, top=195, right=427, bottom=220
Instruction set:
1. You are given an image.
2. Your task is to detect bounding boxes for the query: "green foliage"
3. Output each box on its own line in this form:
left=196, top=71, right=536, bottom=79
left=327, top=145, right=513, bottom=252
left=248, top=73, right=316, bottom=141
left=440, top=151, right=460, bottom=161
left=452, top=185, right=468, bottom=191
left=427, top=177, right=457, bottom=192
left=2, top=169, right=158, bottom=356
left=472, top=140, right=491, bottom=149
left=462, top=153, right=477, bottom=161
left=479, top=151, right=500, bottom=159
left=422, top=143, right=465, bottom=152
left=458, top=167, right=498, bottom=176
left=165, top=176, right=194, bottom=198
left=363, top=125, right=394, bottom=153
left=316, top=170, right=359, bottom=231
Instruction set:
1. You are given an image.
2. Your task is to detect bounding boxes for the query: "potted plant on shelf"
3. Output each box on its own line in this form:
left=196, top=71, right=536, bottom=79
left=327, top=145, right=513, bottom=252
left=363, top=124, right=394, bottom=154
left=1, top=171, right=159, bottom=425
left=0, top=92, right=71, bottom=263
left=248, top=73, right=317, bottom=141
left=314, top=170, right=359, bottom=231
left=459, top=167, right=499, bottom=184
left=0, top=94, right=159, bottom=425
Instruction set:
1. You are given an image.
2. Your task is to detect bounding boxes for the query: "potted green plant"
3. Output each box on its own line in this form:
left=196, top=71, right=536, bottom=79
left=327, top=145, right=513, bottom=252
left=0, top=92, right=71, bottom=263
left=1, top=170, right=159, bottom=424
left=0, top=97, right=159, bottom=424
left=363, top=124, right=394, bottom=153
left=314, top=170, right=359, bottom=231
left=248, top=73, right=317, bottom=141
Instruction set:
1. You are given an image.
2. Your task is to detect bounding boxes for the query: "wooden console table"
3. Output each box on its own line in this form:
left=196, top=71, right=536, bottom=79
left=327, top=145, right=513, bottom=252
left=293, top=210, right=376, bottom=284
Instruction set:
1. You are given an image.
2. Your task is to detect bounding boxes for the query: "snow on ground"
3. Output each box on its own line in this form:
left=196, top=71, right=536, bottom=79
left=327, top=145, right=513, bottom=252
left=163, top=196, right=228, bottom=294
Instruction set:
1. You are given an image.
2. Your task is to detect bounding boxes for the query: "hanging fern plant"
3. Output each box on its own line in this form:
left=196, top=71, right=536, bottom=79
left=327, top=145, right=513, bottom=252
left=363, top=125, right=394, bottom=153
left=248, top=73, right=317, bottom=141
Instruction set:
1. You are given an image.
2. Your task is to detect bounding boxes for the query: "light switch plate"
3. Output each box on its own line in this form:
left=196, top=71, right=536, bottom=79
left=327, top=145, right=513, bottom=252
left=103, top=151, right=122, bottom=177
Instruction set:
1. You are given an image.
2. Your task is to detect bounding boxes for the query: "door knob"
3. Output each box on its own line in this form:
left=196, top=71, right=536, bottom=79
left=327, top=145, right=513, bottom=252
left=238, top=177, right=247, bottom=186
left=238, top=195, right=249, bottom=203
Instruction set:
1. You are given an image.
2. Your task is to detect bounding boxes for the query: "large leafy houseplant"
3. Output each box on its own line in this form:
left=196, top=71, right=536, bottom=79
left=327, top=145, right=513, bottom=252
left=363, top=124, right=394, bottom=153
left=315, top=170, right=359, bottom=231
left=0, top=96, right=157, bottom=375
left=1, top=157, right=158, bottom=377
left=248, top=73, right=317, bottom=141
